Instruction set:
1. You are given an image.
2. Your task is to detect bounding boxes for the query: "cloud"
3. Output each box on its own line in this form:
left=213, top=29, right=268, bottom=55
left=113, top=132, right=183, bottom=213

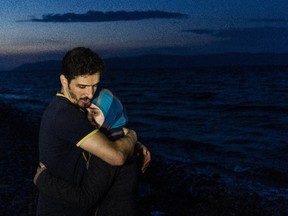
left=182, top=29, right=215, bottom=34
left=24, top=10, right=188, bottom=22
left=183, top=27, right=288, bottom=53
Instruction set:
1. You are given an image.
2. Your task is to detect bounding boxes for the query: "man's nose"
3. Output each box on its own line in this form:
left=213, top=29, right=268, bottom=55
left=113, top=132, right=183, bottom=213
left=85, top=87, right=94, bottom=99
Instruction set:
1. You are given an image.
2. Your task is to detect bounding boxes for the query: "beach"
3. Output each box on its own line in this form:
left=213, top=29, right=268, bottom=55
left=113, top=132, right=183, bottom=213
left=0, top=103, right=38, bottom=215
left=0, top=101, right=286, bottom=216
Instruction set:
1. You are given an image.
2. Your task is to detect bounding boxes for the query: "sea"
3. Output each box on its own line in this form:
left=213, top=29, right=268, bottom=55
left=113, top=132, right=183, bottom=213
left=0, top=65, right=288, bottom=204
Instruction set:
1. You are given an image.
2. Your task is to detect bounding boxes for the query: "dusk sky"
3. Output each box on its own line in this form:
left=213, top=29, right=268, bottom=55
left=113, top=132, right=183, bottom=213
left=0, top=0, right=287, bottom=70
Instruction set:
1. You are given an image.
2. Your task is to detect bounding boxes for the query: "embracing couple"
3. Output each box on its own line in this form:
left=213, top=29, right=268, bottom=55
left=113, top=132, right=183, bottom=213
left=33, top=47, right=151, bottom=216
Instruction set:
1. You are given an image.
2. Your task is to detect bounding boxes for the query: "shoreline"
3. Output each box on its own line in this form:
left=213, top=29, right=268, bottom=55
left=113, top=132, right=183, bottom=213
left=0, top=102, right=286, bottom=215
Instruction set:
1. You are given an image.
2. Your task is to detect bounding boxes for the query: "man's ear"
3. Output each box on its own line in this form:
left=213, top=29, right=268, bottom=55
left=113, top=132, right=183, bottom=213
left=60, top=75, right=68, bottom=86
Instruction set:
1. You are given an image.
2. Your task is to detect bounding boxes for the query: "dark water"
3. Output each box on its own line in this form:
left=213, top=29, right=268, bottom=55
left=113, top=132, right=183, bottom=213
left=1, top=66, right=288, bottom=202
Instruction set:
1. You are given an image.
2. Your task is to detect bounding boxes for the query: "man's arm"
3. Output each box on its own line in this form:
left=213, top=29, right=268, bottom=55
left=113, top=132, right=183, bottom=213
left=79, top=128, right=137, bottom=166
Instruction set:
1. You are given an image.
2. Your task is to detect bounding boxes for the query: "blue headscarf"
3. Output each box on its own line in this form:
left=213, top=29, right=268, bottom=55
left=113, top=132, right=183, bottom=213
left=92, top=88, right=128, bottom=130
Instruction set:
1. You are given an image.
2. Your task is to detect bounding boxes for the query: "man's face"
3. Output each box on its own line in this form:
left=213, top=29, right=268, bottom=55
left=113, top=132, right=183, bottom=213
left=62, top=73, right=100, bottom=108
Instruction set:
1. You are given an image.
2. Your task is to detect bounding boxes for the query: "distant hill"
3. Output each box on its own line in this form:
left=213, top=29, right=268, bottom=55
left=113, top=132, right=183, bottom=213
left=12, top=60, right=61, bottom=72
left=11, top=53, right=288, bottom=71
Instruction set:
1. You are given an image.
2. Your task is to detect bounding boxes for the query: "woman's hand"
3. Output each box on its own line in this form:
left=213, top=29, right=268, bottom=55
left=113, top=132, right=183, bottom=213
left=33, top=162, right=47, bottom=185
left=87, top=104, right=104, bottom=128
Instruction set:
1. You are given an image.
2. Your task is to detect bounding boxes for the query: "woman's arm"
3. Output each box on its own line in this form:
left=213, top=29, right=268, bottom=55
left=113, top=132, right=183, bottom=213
left=35, top=156, right=116, bottom=208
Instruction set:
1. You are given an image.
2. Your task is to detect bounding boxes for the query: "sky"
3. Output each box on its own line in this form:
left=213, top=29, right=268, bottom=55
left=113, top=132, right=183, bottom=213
left=0, top=0, right=288, bottom=70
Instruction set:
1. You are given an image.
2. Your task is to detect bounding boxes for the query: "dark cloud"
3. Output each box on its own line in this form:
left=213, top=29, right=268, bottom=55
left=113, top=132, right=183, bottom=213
left=182, top=29, right=215, bottom=34
left=183, top=27, right=288, bottom=53
left=25, top=10, right=188, bottom=22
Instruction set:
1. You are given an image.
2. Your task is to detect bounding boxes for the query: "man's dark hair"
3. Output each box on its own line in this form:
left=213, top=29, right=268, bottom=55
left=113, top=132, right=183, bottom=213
left=61, top=47, right=105, bottom=82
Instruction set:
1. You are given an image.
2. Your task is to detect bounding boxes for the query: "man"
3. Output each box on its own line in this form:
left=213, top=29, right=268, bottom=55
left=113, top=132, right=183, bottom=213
left=36, top=47, right=150, bottom=215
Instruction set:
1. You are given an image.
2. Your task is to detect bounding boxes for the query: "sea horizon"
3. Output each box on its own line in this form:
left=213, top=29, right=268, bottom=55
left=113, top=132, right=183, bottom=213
left=1, top=52, right=288, bottom=72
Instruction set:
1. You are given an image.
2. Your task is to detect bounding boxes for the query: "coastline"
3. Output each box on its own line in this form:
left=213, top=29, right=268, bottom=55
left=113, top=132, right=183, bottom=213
left=0, top=102, right=286, bottom=215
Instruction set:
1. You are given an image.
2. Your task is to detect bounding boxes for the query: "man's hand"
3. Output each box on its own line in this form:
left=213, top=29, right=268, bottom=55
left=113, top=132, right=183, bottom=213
left=135, top=142, right=151, bottom=173
left=123, top=128, right=137, bottom=142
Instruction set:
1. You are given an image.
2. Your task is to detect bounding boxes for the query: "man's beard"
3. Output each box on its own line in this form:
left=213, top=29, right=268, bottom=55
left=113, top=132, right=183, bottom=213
left=69, top=90, right=91, bottom=108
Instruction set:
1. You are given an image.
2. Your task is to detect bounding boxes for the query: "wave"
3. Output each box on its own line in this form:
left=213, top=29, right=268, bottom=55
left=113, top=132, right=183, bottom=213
left=1, top=66, right=288, bottom=202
